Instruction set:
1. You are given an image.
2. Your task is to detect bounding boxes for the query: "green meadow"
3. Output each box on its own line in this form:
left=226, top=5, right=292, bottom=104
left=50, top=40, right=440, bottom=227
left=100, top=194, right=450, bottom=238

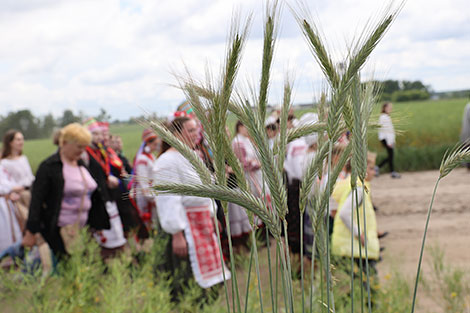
left=22, top=98, right=468, bottom=173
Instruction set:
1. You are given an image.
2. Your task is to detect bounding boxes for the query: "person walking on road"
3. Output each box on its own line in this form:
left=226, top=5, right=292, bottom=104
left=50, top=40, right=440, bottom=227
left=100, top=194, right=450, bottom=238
left=377, top=102, right=400, bottom=178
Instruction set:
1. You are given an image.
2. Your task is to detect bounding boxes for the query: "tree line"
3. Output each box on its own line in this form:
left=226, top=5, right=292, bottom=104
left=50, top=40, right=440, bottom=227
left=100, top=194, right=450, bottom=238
left=0, top=108, right=112, bottom=140
left=370, top=79, right=432, bottom=102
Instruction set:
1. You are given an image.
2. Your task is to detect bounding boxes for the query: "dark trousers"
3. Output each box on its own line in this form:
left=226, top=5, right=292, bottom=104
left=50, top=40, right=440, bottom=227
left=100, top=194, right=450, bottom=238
left=378, top=139, right=394, bottom=172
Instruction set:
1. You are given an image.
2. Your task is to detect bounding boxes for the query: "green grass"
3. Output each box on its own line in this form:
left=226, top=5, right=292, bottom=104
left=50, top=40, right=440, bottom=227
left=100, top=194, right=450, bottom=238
left=372, top=98, right=467, bottom=172
left=0, top=230, right=415, bottom=313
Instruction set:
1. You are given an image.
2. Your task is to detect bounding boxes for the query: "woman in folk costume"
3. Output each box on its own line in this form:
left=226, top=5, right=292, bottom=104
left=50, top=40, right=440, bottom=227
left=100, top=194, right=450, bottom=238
left=110, top=135, right=132, bottom=175
left=0, top=164, right=23, bottom=255
left=265, top=115, right=279, bottom=150
left=230, top=121, right=269, bottom=247
left=1, top=130, right=35, bottom=231
left=331, top=152, right=380, bottom=272
left=131, top=129, right=160, bottom=231
left=98, top=123, right=143, bottom=238
left=82, top=118, right=126, bottom=259
left=283, top=113, right=309, bottom=257
left=154, top=116, right=230, bottom=303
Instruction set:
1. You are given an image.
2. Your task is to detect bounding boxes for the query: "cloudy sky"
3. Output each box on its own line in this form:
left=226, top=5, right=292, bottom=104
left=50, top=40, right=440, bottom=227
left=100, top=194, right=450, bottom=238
left=0, top=0, right=468, bottom=121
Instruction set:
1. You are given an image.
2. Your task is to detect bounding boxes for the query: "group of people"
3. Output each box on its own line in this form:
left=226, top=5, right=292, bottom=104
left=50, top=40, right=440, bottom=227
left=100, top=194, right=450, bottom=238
left=0, top=101, right=399, bottom=303
left=258, top=108, right=389, bottom=275
left=0, top=115, right=230, bottom=303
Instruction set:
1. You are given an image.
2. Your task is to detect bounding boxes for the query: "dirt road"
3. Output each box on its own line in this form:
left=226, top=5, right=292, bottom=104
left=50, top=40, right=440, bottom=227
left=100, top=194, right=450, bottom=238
left=372, top=168, right=470, bottom=312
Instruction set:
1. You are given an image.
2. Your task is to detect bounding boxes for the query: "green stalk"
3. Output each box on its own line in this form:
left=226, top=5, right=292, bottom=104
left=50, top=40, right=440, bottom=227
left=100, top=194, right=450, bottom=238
left=266, top=228, right=276, bottom=313
left=212, top=200, right=231, bottom=313
left=300, top=210, right=305, bottom=313
left=360, top=183, right=372, bottom=313
left=411, top=178, right=441, bottom=313
left=354, top=188, right=364, bottom=313
left=276, top=243, right=283, bottom=313
left=278, top=242, right=290, bottom=313
left=251, top=229, right=264, bottom=312
left=325, top=140, right=335, bottom=313
left=282, top=220, right=295, bottom=313
left=310, top=234, right=317, bottom=313
left=244, top=244, right=254, bottom=313
left=224, top=212, right=242, bottom=313
left=350, top=189, right=355, bottom=313
left=318, top=230, right=325, bottom=313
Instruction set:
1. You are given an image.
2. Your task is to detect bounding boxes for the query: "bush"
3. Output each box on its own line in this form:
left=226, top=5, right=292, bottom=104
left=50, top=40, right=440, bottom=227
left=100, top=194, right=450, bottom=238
left=392, top=89, right=430, bottom=102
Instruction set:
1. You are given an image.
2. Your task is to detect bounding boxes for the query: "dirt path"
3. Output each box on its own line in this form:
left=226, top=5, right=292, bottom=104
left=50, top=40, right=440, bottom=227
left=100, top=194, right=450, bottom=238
left=372, top=168, right=470, bottom=312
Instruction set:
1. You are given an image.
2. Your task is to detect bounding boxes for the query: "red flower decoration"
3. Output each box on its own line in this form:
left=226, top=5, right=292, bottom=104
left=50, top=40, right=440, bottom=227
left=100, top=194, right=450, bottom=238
left=142, top=212, right=151, bottom=222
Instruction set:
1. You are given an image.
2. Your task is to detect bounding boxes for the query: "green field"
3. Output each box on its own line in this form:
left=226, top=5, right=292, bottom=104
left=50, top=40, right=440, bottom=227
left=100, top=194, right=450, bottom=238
left=20, top=98, right=468, bottom=173
left=369, top=97, right=467, bottom=171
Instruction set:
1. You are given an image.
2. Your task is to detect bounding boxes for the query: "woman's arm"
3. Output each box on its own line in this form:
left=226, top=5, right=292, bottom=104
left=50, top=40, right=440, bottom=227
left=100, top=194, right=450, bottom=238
left=338, top=187, right=364, bottom=240
left=156, top=194, right=187, bottom=235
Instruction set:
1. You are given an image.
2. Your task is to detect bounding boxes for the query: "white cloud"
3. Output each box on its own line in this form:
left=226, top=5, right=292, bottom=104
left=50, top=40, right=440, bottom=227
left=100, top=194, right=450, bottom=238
left=0, top=0, right=468, bottom=120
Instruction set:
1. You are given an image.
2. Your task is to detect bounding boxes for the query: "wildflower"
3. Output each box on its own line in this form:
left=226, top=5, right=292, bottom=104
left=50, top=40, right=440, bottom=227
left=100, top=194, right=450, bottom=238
left=384, top=273, right=391, bottom=281
left=451, top=292, right=457, bottom=298
left=95, top=296, right=100, bottom=303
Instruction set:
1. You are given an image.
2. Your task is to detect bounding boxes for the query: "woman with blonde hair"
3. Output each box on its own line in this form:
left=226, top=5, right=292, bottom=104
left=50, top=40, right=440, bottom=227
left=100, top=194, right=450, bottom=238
left=22, top=123, right=110, bottom=258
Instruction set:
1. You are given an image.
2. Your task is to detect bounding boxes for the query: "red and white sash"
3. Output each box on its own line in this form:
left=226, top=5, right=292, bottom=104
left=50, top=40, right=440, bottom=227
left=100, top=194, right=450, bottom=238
left=184, top=204, right=230, bottom=288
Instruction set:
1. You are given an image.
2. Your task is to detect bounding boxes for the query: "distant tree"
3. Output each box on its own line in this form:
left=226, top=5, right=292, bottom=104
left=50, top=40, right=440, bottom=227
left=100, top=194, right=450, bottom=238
left=60, top=109, right=80, bottom=127
left=392, top=89, right=430, bottom=102
left=367, top=79, right=432, bottom=102
left=402, top=80, right=428, bottom=92
left=95, top=108, right=111, bottom=122
left=40, top=113, right=56, bottom=138
left=0, top=110, right=40, bottom=139
left=382, top=80, right=400, bottom=94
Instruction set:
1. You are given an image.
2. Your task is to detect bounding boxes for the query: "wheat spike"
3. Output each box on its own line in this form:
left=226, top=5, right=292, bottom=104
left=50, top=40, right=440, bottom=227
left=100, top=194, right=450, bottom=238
left=440, top=142, right=470, bottom=179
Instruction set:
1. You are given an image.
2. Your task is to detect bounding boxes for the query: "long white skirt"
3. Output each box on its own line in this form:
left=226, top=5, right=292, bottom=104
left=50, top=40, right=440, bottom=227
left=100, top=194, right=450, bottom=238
left=0, top=199, right=22, bottom=253
left=94, top=201, right=126, bottom=249
left=227, top=202, right=252, bottom=237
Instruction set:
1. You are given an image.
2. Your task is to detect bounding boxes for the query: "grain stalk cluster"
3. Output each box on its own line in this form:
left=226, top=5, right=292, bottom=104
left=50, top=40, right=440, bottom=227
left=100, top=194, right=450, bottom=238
left=147, top=2, right=470, bottom=313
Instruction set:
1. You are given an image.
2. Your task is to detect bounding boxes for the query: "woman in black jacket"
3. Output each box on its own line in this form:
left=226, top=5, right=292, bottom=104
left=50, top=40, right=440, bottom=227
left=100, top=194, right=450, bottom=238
left=22, top=123, right=110, bottom=258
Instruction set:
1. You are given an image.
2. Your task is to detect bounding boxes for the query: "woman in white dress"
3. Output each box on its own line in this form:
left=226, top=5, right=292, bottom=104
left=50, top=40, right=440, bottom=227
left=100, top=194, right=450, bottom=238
left=0, top=164, right=23, bottom=254
left=1, top=129, right=35, bottom=230
left=131, top=129, right=160, bottom=230
left=230, top=121, right=268, bottom=246
left=154, top=116, right=229, bottom=303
